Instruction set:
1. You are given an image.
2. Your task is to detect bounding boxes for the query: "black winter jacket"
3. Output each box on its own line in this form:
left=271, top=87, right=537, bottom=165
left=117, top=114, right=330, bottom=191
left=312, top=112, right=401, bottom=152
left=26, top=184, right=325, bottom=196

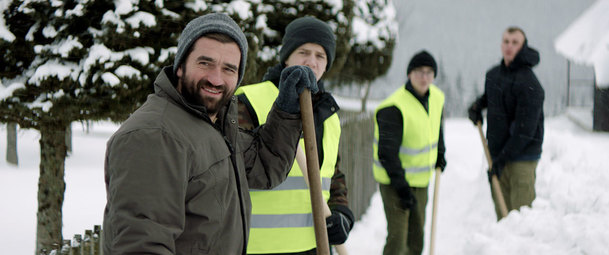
left=473, top=42, right=545, bottom=162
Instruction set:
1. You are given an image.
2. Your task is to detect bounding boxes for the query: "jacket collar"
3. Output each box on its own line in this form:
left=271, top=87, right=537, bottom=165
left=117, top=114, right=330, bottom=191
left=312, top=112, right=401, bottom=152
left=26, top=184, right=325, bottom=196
left=404, top=80, right=430, bottom=100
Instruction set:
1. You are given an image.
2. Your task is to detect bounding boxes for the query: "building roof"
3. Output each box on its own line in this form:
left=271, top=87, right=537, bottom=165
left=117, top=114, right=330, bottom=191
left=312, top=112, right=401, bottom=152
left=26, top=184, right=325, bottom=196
left=555, top=0, right=609, bottom=87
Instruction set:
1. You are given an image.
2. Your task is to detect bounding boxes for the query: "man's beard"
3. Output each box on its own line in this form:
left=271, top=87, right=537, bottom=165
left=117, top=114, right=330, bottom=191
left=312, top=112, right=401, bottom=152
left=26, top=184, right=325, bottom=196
left=179, top=76, right=234, bottom=117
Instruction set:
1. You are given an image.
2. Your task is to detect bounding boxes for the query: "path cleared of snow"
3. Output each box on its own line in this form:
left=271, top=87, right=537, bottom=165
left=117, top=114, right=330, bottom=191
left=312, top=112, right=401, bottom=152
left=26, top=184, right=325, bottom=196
left=1, top=116, right=608, bottom=254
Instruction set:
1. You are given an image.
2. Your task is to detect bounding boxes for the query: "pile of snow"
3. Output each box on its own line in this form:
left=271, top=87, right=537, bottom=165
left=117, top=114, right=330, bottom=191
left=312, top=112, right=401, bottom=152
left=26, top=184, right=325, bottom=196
left=2, top=114, right=608, bottom=254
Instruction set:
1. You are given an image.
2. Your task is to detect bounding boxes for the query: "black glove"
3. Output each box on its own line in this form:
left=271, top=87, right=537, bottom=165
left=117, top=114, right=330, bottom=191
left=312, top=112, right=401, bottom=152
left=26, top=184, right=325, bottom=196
left=468, top=102, right=483, bottom=125
left=435, top=156, right=447, bottom=172
left=396, top=185, right=416, bottom=210
left=326, top=205, right=354, bottom=245
left=487, top=157, right=506, bottom=182
left=275, top=65, right=318, bottom=114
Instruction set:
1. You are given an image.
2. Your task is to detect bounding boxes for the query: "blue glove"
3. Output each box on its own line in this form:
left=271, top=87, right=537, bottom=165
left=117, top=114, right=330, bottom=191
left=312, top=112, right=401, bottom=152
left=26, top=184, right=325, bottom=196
left=275, top=65, right=318, bottom=114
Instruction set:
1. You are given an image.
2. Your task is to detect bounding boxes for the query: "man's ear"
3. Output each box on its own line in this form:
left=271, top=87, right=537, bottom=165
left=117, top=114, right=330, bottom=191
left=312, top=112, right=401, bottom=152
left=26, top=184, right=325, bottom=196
left=176, top=64, right=183, bottom=79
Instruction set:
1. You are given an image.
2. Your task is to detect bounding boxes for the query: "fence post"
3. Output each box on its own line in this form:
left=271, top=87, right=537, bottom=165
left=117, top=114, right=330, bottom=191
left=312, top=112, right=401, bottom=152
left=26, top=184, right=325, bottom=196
left=61, top=239, right=71, bottom=255
left=93, top=225, right=102, bottom=255
left=6, top=123, right=18, bottom=165
left=71, top=234, right=82, bottom=255
left=567, top=60, right=571, bottom=107
left=83, top=230, right=93, bottom=255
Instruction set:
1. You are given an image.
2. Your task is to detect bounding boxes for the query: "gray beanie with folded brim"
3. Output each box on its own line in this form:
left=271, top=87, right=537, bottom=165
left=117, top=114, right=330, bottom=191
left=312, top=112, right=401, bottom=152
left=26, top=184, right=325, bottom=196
left=173, top=13, right=248, bottom=86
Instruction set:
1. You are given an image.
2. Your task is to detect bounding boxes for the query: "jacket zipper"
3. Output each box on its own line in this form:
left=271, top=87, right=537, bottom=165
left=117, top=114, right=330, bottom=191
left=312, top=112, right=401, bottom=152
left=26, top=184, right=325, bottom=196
left=223, top=135, right=248, bottom=255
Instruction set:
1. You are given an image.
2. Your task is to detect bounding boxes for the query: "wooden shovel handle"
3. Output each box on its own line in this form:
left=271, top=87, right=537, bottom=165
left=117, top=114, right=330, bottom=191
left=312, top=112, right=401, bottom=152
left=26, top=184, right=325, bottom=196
left=429, top=168, right=441, bottom=255
left=477, top=122, right=508, bottom=218
left=299, top=89, right=330, bottom=255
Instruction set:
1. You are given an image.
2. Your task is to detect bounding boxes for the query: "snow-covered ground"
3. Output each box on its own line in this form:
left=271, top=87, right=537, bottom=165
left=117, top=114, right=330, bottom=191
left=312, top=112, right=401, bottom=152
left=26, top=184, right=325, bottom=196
left=1, top=114, right=608, bottom=254
left=347, top=116, right=609, bottom=255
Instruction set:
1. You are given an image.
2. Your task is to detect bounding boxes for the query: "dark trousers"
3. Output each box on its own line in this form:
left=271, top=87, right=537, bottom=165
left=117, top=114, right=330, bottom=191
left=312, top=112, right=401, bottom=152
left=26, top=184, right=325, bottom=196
left=379, top=184, right=428, bottom=255
left=491, top=160, right=537, bottom=220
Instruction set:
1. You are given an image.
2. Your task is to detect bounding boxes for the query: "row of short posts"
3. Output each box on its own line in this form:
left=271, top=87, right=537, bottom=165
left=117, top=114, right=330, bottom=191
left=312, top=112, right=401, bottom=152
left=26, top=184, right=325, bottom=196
left=39, top=225, right=102, bottom=255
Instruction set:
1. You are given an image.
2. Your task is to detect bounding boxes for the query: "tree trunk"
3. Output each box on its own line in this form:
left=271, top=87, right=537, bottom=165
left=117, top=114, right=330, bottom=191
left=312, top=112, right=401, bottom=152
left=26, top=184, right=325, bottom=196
left=360, top=81, right=372, bottom=113
left=65, top=123, right=72, bottom=153
left=36, top=124, right=67, bottom=254
left=6, top=123, right=18, bottom=165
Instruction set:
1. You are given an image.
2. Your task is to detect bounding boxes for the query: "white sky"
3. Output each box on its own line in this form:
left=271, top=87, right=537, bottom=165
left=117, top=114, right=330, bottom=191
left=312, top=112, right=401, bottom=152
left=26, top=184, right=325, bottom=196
left=1, top=112, right=608, bottom=254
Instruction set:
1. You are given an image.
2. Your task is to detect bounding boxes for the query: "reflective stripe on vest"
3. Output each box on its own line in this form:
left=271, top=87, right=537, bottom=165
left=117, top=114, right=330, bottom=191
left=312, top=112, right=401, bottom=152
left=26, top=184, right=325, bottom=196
left=250, top=213, right=313, bottom=228
left=239, top=81, right=340, bottom=253
left=373, top=138, right=438, bottom=156
left=251, top=176, right=332, bottom=191
left=372, top=84, right=444, bottom=187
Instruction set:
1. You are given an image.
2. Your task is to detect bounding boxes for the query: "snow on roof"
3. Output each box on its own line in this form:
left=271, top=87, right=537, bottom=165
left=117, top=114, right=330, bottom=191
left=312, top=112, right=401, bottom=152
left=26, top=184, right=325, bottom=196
left=555, top=0, right=609, bottom=87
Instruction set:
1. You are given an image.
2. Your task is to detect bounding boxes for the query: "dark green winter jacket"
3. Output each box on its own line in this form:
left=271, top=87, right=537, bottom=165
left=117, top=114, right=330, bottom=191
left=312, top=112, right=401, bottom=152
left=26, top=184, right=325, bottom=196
left=103, top=67, right=301, bottom=255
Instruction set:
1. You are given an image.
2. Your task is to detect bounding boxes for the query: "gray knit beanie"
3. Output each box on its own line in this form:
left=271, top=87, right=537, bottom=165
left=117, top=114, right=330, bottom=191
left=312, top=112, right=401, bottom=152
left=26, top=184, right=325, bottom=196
left=173, top=13, right=248, bottom=86
left=279, top=17, right=336, bottom=71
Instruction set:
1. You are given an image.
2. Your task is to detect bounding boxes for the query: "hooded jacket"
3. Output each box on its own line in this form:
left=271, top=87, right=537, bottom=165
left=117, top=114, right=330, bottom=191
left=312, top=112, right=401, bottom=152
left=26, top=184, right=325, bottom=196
left=103, top=67, right=301, bottom=255
left=474, top=42, right=545, bottom=162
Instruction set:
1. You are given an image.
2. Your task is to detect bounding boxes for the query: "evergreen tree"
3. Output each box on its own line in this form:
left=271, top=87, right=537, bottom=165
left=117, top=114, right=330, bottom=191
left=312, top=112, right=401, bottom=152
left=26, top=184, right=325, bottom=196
left=243, top=0, right=353, bottom=83
left=329, top=0, right=398, bottom=111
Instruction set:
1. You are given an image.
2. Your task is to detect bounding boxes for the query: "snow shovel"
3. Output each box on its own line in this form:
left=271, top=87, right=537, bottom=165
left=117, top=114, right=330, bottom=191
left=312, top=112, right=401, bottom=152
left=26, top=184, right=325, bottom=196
left=428, top=167, right=441, bottom=255
left=296, top=144, right=349, bottom=255
left=299, top=89, right=331, bottom=255
left=476, top=122, right=508, bottom=218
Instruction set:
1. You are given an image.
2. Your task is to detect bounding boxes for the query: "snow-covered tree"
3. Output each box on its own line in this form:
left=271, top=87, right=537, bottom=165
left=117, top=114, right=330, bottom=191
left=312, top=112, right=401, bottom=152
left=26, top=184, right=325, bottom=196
left=244, top=0, right=397, bottom=86
left=330, top=0, right=398, bottom=111
left=241, top=0, right=353, bottom=82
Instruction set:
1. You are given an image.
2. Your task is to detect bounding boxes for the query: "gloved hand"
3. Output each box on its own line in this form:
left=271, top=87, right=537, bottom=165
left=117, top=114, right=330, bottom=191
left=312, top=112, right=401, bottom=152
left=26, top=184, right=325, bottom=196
left=275, top=65, right=318, bottom=114
left=487, top=157, right=506, bottom=182
left=396, top=185, right=416, bottom=210
left=435, top=156, right=447, bottom=172
left=326, top=205, right=354, bottom=245
left=468, top=102, right=483, bottom=125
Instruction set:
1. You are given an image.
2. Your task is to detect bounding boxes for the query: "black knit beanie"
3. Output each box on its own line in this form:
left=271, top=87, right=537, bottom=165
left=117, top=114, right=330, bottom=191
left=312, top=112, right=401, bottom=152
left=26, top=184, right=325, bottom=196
left=407, top=50, right=437, bottom=78
left=279, top=17, right=336, bottom=71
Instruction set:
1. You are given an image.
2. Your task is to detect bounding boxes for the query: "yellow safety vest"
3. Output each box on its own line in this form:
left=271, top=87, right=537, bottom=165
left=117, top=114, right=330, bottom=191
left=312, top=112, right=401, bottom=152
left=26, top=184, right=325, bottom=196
left=372, top=84, right=444, bottom=187
left=236, top=81, right=341, bottom=253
